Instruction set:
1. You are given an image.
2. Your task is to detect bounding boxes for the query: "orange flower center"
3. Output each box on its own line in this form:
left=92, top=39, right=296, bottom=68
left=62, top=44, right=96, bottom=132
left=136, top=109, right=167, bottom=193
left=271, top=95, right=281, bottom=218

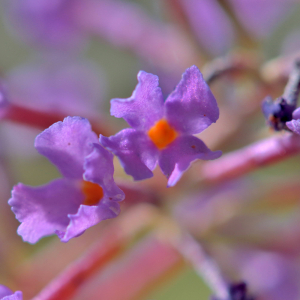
left=81, top=181, right=104, bottom=206
left=148, top=119, right=178, bottom=150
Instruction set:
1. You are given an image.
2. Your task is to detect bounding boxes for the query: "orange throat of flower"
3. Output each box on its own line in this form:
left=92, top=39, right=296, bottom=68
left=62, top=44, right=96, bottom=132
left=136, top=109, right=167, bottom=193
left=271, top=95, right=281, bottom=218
left=148, top=119, right=178, bottom=150
left=81, top=180, right=104, bottom=206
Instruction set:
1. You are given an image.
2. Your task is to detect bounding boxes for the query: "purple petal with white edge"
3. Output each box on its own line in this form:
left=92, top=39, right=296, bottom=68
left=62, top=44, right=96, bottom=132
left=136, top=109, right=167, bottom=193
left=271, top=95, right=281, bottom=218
left=165, top=65, right=219, bottom=135
left=84, top=143, right=125, bottom=201
left=159, top=135, right=222, bottom=187
left=35, top=116, right=99, bottom=179
left=110, top=71, right=164, bottom=130
left=100, top=129, right=159, bottom=181
left=0, top=285, right=13, bottom=298
left=58, top=199, right=120, bottom=242
left=286, top=119, right=300, bottom=135
left=2, top=291, right=23, bottom=300
left=9, top=178, right=84, bottom=244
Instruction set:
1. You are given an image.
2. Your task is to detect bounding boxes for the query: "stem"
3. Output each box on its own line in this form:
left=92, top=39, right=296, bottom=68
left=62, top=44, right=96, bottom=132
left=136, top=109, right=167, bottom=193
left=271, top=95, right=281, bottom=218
left=201, top=133, right=300, bottom=183
left=3, top=103, right=115, bottom=136
left=176, top=234, right=229, bottom=300
left=282, top=60, right=300, bottom=106
left=203, top=54, right=259, bottom=85
left=30, top=204, right=158, bottom=300
left=74, top=236, right=183, bottom=300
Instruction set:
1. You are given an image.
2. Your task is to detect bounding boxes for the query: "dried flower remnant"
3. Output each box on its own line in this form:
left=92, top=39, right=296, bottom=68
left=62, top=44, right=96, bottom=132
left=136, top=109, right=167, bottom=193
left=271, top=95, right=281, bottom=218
left=262, top=60, right=300, bottom=131
left=9, top=117, right=124, bottom=243
left=101, top=65, right=221, bottom=187
left=211, top=282, right=255, bottom=300
left=0, top=285, right=22, bottom=300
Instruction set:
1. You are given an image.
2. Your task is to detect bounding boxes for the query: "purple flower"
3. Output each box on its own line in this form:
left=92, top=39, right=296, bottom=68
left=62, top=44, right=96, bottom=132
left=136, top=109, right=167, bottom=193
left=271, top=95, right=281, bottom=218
left=9, top=116, right=124, bottom=243
left=3, top=0, right=83, bottom=49
left=178, top=0, right=235, bottom=56
left=7, top=57, right=104, bottom=116
left=100, top=66, right=221, bottom=187
left=227, top=0, right=295, bottom=39
left=0, top=285, right=22, bottom=300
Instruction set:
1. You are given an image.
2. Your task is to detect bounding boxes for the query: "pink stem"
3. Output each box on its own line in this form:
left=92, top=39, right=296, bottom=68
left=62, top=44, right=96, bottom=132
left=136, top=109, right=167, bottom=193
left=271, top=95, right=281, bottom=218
left=3, top=103, right=114, bottom=136
left=201, top=133, right=300, bottom=183
left=30, top=205, right=158, bottom=300
left=177, top=234, right=229, bottom=299
left=73, top=236, right=183, bottom=300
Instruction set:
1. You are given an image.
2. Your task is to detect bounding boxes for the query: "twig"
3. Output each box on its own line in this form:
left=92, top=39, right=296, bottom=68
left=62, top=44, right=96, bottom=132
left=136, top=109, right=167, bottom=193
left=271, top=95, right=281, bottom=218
left=3, top=103, right=116, bottom=137
left=30, top=205, right=158, bottom=300
left=203, top=54, right=259, bottom=85
left=282, top=60, right=300, bottom=105
left=176, top=234, right=229, bottom=300
left=74, top=236, right=183, bottom=300
left=201, top=133, right=300, bottom=183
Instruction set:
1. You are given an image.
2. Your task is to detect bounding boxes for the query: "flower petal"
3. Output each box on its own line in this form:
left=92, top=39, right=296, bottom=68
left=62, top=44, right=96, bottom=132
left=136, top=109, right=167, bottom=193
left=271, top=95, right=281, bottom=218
left=179, top=0, right=235, bottom=56
left=159, top=135, right=222, bottom=187
left=58, top=199, right=120, bottom=242
left=35, top=116, right=99, bottom=179
left=110, top=71, right=164, bottom=130
left=286, top=119, right=300, bottom=135
left=227, top=0, right=294, bottom=39
left=9, top=178, right=83, bottom=244
left=100, top=129, right=159, bottom=180
left=7, top=58, right=104, bottom=116
left=165, top=65, right=219, bottom=134
left=2, top=291, right=23, bottom=300
left=0, top=285, right=13, bottom=298
left=84, top=143, right=125, bottom=201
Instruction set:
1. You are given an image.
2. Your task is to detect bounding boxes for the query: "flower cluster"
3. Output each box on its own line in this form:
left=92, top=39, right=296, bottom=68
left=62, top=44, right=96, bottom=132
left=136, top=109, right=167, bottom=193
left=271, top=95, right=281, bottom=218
left=8, top=65, right=220, bottom=243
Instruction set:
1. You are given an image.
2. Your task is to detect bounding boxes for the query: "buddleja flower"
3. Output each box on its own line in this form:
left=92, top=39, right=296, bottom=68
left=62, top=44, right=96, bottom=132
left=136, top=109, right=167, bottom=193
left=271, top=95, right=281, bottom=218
left=0, top=285, right=22, bottom=300
left=9, top=116, right=124, bottom=243
left=101, top=65, right=221, bottom=187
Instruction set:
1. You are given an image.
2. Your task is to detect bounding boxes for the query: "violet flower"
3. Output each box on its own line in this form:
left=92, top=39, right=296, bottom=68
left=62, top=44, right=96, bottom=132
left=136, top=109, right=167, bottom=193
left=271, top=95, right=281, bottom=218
left=227, top=0, right=295, bottom=39
left=0, top=285, right=22, bottom=300
left=9, top=116, right=124, bottom=243
left=7, top=58, right=103, bottom=116
left=178, top=0, right=235, bottom=56
left=3, top=0, right=83, bottom=50
left=100, top=66, right=221, bottom=187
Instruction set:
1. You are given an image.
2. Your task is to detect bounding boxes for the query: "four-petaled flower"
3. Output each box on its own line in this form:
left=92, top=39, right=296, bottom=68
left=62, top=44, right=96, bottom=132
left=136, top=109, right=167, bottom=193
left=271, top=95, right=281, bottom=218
left=9, top=116, right=124, bottom=243
left=100, top=65, right=221, bottom=187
